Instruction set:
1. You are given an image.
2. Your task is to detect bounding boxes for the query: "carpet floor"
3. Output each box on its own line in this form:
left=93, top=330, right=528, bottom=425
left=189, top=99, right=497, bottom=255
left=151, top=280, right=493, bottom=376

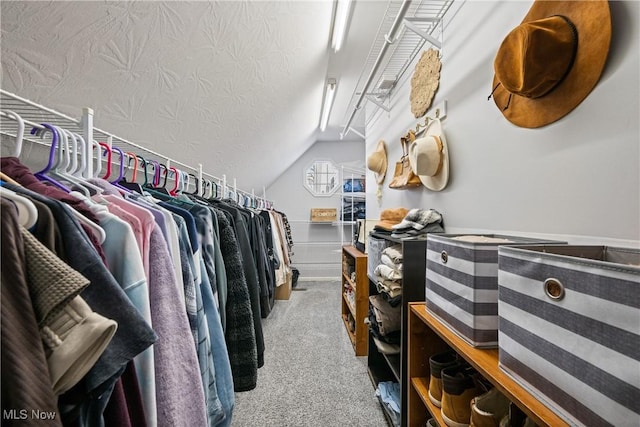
left=231, top=280, right=388, bottom=427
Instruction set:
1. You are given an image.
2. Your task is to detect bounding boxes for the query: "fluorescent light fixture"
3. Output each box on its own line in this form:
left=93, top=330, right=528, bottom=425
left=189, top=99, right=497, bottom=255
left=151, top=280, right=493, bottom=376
left=331, top=0, right=352, bottom=52
left=320, top=78, right=337, bottom=132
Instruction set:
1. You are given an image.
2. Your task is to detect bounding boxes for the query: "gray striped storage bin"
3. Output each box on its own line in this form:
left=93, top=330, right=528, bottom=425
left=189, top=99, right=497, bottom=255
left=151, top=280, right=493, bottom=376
left=426, top=234, right=563, bottom=348
left=498, top=245, right=640, bottom=427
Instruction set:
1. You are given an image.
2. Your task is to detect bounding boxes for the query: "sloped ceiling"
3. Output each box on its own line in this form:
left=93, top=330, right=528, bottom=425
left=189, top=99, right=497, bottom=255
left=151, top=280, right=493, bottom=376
left=0, top=0, right=387, bottom=192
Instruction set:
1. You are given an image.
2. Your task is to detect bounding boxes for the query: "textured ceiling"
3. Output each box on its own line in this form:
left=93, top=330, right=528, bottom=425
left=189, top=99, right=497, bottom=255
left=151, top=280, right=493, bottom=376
left=0, top=0, right=387, bottom=192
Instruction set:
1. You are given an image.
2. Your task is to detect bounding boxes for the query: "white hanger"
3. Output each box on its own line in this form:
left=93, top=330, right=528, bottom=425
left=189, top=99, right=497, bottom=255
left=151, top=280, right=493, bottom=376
left=0, top=187, right=38, bottom=229
left=70, top=207, right=106, bottom=244
left=61, top=129, right=102, bottom=194
left=47, top=126, right=102, bottom=197
left=92, top=140, right=102, bottom=178
left=3, top=110, right=24, bottom=157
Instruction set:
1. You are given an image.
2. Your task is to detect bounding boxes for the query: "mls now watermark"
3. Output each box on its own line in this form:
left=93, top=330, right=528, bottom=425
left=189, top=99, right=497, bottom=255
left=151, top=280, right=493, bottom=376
left=3, top=409, right=57, bottom=421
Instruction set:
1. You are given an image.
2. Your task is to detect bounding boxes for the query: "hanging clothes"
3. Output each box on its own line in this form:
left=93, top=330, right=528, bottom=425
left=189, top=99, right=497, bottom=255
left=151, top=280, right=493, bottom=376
left=214, top=209, right=258, bottom=391
left=1, top=106, right=289, bottom=426
left=1, top=200, right=63, bottom=427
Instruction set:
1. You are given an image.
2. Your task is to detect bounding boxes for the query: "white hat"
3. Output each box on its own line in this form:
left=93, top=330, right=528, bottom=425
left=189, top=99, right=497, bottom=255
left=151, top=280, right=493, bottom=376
left=408, top=118, right=449, bottom=191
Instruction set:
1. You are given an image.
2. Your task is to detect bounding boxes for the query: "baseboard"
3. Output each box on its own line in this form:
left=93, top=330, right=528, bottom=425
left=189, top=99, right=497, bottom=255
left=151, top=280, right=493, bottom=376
left=298, top=276, right=340, bottom=282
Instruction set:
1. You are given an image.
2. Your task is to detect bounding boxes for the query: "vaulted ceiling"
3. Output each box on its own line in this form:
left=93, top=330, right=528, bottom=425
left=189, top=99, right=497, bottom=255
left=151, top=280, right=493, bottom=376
left=1, top=1, right=388, bottom=192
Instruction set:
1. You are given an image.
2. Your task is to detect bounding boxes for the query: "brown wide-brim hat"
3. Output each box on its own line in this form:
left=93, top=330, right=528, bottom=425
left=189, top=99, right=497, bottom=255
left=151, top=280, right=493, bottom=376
left=491, top=0, right=611, bottom=128
left=375, top=207, right=409, bottom=231
left=367, top=140, right=388, bottom=185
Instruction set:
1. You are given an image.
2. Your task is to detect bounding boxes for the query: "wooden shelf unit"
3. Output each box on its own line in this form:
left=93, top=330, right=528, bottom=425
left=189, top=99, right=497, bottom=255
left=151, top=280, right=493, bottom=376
left=367, top=233, right=428, bottom=427
left=341, top=245, right=368, bottom=356
left=407, top=302, right=569, bottom=427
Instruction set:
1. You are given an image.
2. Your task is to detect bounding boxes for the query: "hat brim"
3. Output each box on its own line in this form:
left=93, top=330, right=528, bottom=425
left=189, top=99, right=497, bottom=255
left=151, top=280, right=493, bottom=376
left=417, top=119, right=449, bottom=191
left=375, top=220, right=400, bottom=231
left=369, top=140, right=388, bottom=185
left=492, top=0, right=611, bottom=128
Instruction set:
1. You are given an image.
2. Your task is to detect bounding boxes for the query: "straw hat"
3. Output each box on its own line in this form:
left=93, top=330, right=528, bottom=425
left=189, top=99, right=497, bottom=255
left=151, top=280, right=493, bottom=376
left=367, top=140, right=388, bottom=185
left=409, top=118, right=449, bottom=191
left=490, top=0, right=611, bottom=128
left=410, top=48, right=442, bottom=118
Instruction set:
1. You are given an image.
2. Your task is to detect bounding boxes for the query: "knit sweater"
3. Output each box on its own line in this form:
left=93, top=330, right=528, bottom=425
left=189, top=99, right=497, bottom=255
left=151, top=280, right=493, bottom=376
left=215, top=210, right=258, bottom=392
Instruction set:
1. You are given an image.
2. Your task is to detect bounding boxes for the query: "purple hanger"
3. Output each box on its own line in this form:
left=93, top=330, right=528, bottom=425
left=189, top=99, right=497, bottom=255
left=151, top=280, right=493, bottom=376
left=109, top=146, right=133, bottom=193
left=31, top=124, right=71, bottom=192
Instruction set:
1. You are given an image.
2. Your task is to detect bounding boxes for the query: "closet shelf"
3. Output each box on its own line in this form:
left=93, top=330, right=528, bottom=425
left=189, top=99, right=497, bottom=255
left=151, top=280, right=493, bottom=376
left=0, top=89, right=272, bottom=208
left=341, top=0, right=455, bottom=138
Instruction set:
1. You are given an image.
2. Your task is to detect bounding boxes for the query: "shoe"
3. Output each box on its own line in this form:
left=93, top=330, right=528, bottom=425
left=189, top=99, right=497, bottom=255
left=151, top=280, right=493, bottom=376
left=469, top=388, right=510, bottom=427
left=427, top=419, right=438, bottom=427
left=498, top=403, right=537, bottom=427
left=428, top=350, right=460, bottom=408
left=441, top=364, right=484, bottom=427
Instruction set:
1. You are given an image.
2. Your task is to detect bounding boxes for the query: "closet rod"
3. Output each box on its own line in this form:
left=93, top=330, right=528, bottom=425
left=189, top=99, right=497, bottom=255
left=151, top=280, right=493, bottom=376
left=340, top=0, right=413, bottom=139
left=1, top=110, right=47, bottom=131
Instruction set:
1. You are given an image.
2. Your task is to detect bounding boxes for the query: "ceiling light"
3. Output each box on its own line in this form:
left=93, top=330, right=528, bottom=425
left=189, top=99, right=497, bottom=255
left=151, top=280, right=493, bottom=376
left=331, top=0, right=352, bottom=52
left=320, top=78, right=337, bottom=132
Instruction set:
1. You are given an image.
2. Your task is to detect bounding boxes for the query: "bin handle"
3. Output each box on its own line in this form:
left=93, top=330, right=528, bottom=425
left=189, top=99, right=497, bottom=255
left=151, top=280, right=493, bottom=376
left=544, top=278, right=565, bottom=301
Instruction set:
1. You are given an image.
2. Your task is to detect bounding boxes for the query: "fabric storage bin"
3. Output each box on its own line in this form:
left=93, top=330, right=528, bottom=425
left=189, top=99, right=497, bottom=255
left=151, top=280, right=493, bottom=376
left=498, top=245, right=640, bottom=427
left=425, top=234, right=564, bottom=348
left=368, top=234, right=396, bottom=282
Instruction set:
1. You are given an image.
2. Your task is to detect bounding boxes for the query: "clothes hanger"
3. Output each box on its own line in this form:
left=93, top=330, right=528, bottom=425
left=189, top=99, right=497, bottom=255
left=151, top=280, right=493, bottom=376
left=169, top=166, right=180, bottom=196
left=50, top=125, right=91, bottom=196
left=0, top=186, right=38, bottom=229
left=107, top=146, right=133, bottom=194
left=0, top=171, right=20, bottom=186
left=140, top=156, right=151, bottom=187
left=141, top=162, right=173, bottom=200
left=153, top=163, right=171, bottom=195
left=141, top=159, right=160, bottom=194
left=30, top=124, right=72, bottom=192
left=28, top=126, right=106, bottom=243
left=92, top=140, right=102, bottom=178
left=109, top=146, right=125, bottom=184
left=52, top=127, right=102, bottom=197
left=71, top=133, right=88, bottom=178
left=52, top=127, right=104, bottom=197
left=186, top=173, right=200, bottom=196
left=205, top=179, right=213, bottom=199
left=117, top=154, right=145, bottom=194
left=71, top=132, right=104, bottom=195
left=4, top=110, right=24, bottom=157
left=125, top=151, right=139, bottom=183
left=99, top=142, right=113, bottom=181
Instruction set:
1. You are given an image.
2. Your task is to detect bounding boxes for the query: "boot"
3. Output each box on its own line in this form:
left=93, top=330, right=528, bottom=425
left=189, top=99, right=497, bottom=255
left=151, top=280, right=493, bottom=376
left=441, top=364, right=484, bottom=427
left=428, top=350, right=460, bottom=408
left=469, top=387, right=510, bottom=427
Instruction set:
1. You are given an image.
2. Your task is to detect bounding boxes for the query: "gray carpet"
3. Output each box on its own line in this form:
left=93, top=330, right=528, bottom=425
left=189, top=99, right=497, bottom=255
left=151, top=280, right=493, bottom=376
left=231, top=281, right=388, bottom=427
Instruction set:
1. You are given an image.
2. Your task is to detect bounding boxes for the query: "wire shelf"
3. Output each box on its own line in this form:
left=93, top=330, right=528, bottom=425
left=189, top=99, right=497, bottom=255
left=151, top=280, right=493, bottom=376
left=0, top=89, right=272, bottom=207
left=341, top=0, right=454, bottom=136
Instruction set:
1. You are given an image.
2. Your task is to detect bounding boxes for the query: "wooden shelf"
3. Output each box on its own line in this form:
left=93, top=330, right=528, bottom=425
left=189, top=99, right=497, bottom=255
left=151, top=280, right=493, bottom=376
left=408, top=303, right=568, bottom=427
left=342, top=271, right=357, bottom=290
left=342, top=314, right=357, bottom=350
left=410, top=377, right=447, bottom=427
left=341, top=245, right=368, bottom=356
left=342, top=292, right=356, bottom=318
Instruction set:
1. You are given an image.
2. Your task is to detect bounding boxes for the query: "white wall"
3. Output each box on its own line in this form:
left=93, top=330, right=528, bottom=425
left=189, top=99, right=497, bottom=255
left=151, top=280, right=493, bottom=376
left=268, top=140, right=365, bottom=278
left=364, top=1, right=639, bottom=247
